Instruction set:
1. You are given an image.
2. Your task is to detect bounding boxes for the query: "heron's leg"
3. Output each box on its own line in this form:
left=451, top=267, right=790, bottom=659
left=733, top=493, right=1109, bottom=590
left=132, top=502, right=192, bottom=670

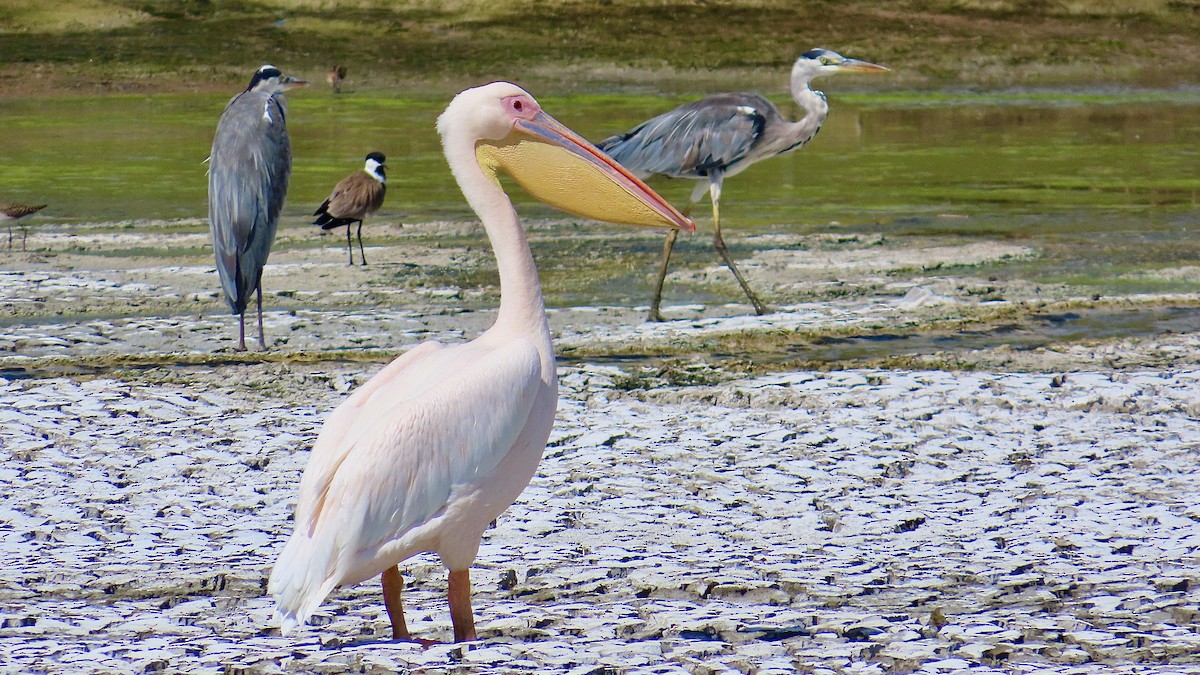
left=7, top=224, right=11, bottom=250
left=356, top=220, right=367, bottom=266
left=648, top=183, right=703, bottom=322
left=381, top=566, right=412, bottom=640
left=255, top=277, right=267, bottom=350
left=345, top=226, right=354, bottom=265
left=21, top=227, right=27, bottom=252
left=448, top=569, right=477, bottom=642
left=708, top=182, right=768, bottom=315
left=647, top=230, right=679, bottom=322
left=236, top=311, right=247, bottom=352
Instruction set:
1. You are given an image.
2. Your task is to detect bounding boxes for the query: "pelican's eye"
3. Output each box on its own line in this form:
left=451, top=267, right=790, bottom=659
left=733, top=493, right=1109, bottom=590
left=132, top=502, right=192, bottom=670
left=502, top=95, right=539, bottom=120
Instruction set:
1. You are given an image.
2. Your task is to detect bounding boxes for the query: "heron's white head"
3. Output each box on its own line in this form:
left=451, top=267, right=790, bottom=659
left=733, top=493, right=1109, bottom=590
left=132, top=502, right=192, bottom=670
left=247, top=65, right=310, bottom=93
left=791, top=49, right=890, bottom=85
left=438, top=82, right=694, bottom=232
left=363, top=151, right=386, bottom=182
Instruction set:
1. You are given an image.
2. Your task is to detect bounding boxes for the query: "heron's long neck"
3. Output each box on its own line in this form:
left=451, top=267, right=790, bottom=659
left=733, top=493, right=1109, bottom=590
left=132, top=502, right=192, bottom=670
left=784, top=72, right=830, bottom=151
left=444, top=138, right=548, bottom=337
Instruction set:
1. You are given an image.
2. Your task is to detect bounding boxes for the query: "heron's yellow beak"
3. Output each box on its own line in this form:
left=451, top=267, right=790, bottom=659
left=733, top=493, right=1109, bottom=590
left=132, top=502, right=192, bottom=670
left=475, top=111, right=695, bottom=232
left=837, top=59, right=890, bottom=74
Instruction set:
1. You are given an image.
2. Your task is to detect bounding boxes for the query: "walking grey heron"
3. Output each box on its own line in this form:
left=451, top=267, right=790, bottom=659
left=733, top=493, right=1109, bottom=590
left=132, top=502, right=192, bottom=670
left=313, top=152, right=387, bottom=265
left=598, top=48, right=889, bottom=321
left=208, top=64, right=308, bottom=351
left=2, top=203, right=47, bottom=251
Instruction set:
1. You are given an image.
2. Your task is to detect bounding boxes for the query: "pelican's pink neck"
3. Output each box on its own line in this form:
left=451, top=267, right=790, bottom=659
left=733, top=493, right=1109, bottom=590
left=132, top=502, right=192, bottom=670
left=441, top=131, right=547, bottom=335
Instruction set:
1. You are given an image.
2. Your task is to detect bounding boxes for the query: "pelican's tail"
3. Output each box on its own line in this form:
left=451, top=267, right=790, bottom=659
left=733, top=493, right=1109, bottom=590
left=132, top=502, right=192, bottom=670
left=267, top=528, right=340, bottom=635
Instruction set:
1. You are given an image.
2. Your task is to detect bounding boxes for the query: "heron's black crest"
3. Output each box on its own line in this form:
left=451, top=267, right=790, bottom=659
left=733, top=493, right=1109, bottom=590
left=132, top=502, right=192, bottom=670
left=248, top=65, right=283, bottom=91
left=366, top=152, right=386, bottom=164
left=800, top=48, right=830, bottom=61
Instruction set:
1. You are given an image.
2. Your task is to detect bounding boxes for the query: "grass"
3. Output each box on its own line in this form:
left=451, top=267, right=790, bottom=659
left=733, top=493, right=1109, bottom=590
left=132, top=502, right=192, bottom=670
left=1, top=1, right=1199, bottom=97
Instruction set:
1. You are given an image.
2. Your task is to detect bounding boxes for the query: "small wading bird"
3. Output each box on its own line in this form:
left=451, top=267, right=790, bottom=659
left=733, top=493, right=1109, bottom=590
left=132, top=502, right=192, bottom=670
left=268, top=82, right=693, bottom=643
left=327, top=65, right=347, bottom=94
left=2, top=203, right=47, bottom=251
left=208, top=65, right=308, bottom=351
left=598, top=48, right=889, bottom=321
left=313, top=152, right=387, bottom=265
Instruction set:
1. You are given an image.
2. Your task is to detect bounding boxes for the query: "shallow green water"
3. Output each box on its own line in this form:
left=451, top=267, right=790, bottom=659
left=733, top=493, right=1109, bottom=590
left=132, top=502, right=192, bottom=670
left=1, top=89, right=1198, bottom=299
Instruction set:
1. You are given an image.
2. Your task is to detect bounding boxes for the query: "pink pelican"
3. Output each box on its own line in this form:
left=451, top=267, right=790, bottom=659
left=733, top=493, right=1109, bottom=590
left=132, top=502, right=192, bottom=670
left=268, top=82, right=694, bottom=643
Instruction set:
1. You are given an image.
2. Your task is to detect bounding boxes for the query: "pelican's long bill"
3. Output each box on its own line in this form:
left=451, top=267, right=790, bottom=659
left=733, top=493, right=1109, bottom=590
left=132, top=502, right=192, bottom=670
left=476, top=110, right=696, bottom=232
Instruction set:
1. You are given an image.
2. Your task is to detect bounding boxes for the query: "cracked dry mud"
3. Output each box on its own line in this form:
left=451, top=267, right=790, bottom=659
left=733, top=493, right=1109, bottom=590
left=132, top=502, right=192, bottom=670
left=1, top=219, right=1198, bottom=674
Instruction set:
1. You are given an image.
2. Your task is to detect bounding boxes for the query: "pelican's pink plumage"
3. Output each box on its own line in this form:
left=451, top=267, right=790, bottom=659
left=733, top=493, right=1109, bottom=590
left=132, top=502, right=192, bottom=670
left=268, top=82, right=693, bottom=643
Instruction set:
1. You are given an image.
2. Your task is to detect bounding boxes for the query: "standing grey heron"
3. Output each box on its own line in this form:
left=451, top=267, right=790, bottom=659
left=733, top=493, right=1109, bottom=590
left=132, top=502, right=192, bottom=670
left=208, top=64, right=308, bottom=351
left=2, top=203, right=47, bottom=251
left=598, top=48, right=889, bottom=321
left=312, top=152, right=387, bottom=266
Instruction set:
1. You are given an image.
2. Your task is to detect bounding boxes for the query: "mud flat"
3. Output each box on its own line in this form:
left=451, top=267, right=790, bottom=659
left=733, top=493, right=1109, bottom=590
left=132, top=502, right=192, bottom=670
left=1, top=220, right=1199, bottom=673
left=2, top=363, right=1199, bottom=673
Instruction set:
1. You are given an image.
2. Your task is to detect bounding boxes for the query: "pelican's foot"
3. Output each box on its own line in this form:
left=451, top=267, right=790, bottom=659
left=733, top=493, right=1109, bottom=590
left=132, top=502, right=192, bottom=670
left=393, top=635, right=441, bottom=649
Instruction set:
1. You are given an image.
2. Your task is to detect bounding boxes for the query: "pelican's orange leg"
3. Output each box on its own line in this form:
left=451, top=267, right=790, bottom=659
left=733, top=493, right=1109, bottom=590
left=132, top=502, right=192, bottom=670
left=448, top=569, right=477, bottom=642
left=382, top=565, right=411, bottom=640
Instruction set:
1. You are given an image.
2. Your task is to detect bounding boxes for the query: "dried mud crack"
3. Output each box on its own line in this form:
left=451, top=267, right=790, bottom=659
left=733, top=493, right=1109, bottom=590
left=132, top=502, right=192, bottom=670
left=2, top=220, right=1199, bottom=673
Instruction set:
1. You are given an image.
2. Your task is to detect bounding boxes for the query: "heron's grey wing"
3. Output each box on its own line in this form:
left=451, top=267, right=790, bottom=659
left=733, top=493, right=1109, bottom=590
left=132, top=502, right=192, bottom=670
left=598, top=93, right=773, bottom=179
left=208, top=93, right=292, bottom=313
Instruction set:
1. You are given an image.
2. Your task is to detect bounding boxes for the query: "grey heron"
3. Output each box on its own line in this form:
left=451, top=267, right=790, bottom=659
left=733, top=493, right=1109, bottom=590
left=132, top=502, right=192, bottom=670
left=2, top=203, right=47, bottom=251
left=598, top=48, right=889, bottom=321
left=313, top=152, right=387, bottom=266
left=208, top=64, right=308, bottom=351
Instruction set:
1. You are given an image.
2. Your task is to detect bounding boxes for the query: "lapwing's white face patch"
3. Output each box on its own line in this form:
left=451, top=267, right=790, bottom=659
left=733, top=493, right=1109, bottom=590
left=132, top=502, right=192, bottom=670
left=365, top=158, right=386, bottom=182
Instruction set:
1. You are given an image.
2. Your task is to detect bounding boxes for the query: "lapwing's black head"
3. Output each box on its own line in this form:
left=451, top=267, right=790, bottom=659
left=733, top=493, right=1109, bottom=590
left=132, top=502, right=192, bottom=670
left=362, top=151, right=386, bottom=180
left=364, top=152, right=387, bottom=180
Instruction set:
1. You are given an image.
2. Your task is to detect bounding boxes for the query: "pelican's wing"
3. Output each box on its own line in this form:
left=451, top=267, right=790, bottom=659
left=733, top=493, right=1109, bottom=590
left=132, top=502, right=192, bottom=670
left=291, top=340, right=445, bottom=527
left=597, top=93, right=772, bottom=179
left=269, top=338, right=545, bottom=629
left=207, top=92, right=292, bottom=313
left=318, top=338, right=541, bottom=541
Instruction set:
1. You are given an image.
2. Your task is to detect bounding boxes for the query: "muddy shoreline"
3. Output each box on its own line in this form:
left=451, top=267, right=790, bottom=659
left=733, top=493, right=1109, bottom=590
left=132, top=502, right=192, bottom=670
left=3, top=101, right=1200, bottom=675
left=5, top=218, right=1200, bottom=376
